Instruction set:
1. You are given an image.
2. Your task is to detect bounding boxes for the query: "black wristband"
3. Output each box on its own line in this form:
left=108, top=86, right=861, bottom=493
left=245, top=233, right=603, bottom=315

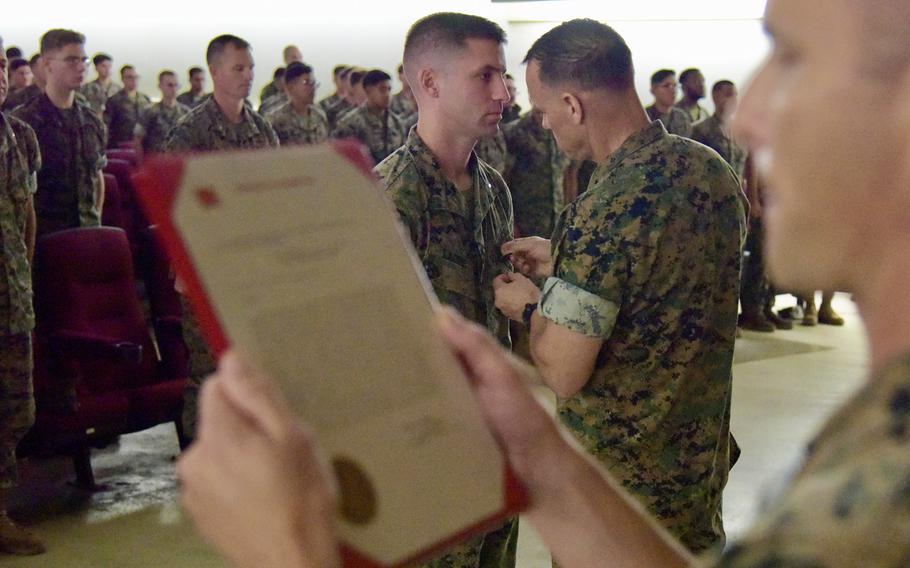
left=522, top=302, right=538, bottom=327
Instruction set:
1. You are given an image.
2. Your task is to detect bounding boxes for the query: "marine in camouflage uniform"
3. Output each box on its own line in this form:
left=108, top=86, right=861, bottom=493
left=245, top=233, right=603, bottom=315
left=714, top=353, right=910, bottom=567
left=80, top=78, right=120, bottom=115
left=645, top=104, right=692, bottom=137
left=0, top=111, right=40, bottom=494
left=265, top=102, right=329, bottom=146
left=376, top=127, right=516, bottom=568
left=317, top=92, right=342, bottom=115
left=502, top=110, right=569, bottom=239
left=333, top=106, right=406, bottom=165
left=691, top=114, right=748, bottom=181
left=104, top=89, right=152, bottom=148
left=134, top=101, right=190, bottom=154
left=474, top=129, right=507, bottom=175
left=164, top=96, right=279, bottom=440
left=542, top=121, right=746, bottom=553
left=12, top=93, right=108, bottom=237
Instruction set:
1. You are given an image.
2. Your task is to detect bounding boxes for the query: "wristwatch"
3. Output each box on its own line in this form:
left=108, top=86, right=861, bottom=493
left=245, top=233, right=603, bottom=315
left=522, top=302, right=538, bottom=327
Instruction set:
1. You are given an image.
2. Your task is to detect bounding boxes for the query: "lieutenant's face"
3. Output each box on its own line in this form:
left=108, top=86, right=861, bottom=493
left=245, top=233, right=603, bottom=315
left=734, top=0, right=909, bottom=292
left=211, top=45, right=254, bottom=100
left=437, top=38, right=509, bottom=139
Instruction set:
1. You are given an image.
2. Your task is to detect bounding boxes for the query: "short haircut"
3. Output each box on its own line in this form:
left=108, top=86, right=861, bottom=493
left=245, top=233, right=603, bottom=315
left=283, top=45, right=300, bottom=58
left=333, top=64, right=349, bottom=77
left=712, top=79, right=735, bottom=94
left=40, top=29, right=86, bottom=55
left=403, top=12, right=506, bottom=65
left=679, top=68, right=702, bottom=84
left=363, top=69, right=392, bottom=88
left=5, top=46, right=22, bottom=59
left=349, top=69, right=366, bottom=86
left=10, top=58, right=30, bottom=72
left=120, top=64, right=135, bottom=77
left=158, top=70, right=177, bottom=82
left=206, top=34, right=251, bottom=65
left=188, top=66, right=204, bottom=78
left=28, top=53, right=41, bottom=67
left=650, top=69, right=676, bottom=86
left=523, top=19, right=633, bottom=92
left=285, top=61, right=314, bottom=83
left=273, top=66, right=286, bottom=81
left=92, top=53, right=112, bottom=66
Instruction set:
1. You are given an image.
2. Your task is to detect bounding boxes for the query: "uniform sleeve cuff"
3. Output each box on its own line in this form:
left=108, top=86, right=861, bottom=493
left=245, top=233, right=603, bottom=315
left=539, top=277, right=619, bottom=338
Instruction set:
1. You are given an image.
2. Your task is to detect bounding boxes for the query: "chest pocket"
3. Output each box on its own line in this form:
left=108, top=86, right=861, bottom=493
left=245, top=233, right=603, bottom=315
left=421, top=203, right=481, bottom=303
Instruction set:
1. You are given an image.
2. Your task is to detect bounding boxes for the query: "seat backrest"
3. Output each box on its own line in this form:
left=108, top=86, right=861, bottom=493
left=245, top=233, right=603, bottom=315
left=35, top=228, right=160, bottom=391
left=106, top=148, right=139, bottom=169
left=101, top=173, right=125, bottom=230
left=139, top=226, right=182, bottom=319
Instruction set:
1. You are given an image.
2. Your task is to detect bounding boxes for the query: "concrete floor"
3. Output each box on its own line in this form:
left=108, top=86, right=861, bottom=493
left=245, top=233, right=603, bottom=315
left=4, top=294, right=867, bottom=567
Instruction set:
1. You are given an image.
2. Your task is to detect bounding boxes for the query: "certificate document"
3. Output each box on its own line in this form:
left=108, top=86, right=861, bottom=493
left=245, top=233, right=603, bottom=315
left=133, top=141, right=527, bottom=567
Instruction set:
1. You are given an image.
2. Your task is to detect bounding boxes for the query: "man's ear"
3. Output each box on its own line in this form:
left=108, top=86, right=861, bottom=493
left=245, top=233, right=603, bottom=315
left=419, top=68, right=440, bottom=99
left=563, top=92, right=585, bottom=126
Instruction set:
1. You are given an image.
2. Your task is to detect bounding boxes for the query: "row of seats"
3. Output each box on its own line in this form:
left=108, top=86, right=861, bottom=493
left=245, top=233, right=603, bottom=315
left=18, top=145, right=190, bottom=488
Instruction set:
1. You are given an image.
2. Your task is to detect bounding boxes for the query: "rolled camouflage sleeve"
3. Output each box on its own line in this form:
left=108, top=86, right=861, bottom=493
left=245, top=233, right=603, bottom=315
left=543, top=200, right=628, bottom=339
left=539, top=277, right=619, bottom=338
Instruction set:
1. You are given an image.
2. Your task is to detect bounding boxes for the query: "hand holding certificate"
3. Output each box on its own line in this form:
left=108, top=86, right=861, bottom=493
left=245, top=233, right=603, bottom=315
left=134, top=141, right=528, bottom=567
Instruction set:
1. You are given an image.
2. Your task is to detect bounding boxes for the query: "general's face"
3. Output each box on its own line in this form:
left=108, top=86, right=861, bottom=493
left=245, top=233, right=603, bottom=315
left=525, top=59, right=591, bottom=161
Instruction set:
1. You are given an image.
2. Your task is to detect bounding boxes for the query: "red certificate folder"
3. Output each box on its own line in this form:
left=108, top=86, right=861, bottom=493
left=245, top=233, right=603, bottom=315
left=132, top=141, right=528, bottom=568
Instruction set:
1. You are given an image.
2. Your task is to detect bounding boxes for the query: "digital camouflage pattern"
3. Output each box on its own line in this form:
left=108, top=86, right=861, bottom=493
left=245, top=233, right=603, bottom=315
left=390, top=90, right=417, bottom=121
left=0, top=114, right=39, bottom=335
left=317, top=92, right=342, bottom=115
left=0, top=334, right=34, bottom=489
left=646, top=105, right=693, bottom=137
left=13, top=93, right=107, bottom=236
left=691, top=114, right=748, bottom=182
left=677, top=102, right=710, bottom=125
left=543, top=121, right=746, bottom=553
left=164, top=97, right=278, bottom=439
left=258, top=92, right=288, bottom=116
left=503, top=111, right=570, bottom=239
left=265, top=102, right=329, bottom=146
left=715, top=353, right=910, bottom=567
left=104, top=90, right=152, bottom=148
left=1, top=84, right=41, bottom=112
left=163, top=96, right=278, bottom=153
left=0, top=112, right=39, bottom=489
left=176, top=91, right=207, bottom=109
left=134, top=101, right=190, bottom=154
left=325, top=97, right=354, bottom=130
left=259, top=80, right=278, bottom=105
left=80, top=79, right=121, bottom=115
left=474, top=130, right=508, bottom=175
left=333, top=106, right=406, bottom=165
left=376, top=127, right=516, bottom=568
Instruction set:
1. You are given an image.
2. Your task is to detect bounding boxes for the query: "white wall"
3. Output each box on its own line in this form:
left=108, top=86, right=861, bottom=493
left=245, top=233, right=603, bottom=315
left=3, top=0, right=769, bottom=111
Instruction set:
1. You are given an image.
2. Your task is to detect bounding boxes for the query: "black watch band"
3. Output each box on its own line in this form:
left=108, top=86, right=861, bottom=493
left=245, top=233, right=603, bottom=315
left=522, top=302, right=538, bottom=327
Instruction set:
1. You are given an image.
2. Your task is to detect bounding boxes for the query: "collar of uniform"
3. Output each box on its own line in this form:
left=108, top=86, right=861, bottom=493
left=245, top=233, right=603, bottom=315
left=404, top=126, right=495, bottom=222
left=205, top=97, right=258, bottom=137
left=593, top=120, right=668, bottom=187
